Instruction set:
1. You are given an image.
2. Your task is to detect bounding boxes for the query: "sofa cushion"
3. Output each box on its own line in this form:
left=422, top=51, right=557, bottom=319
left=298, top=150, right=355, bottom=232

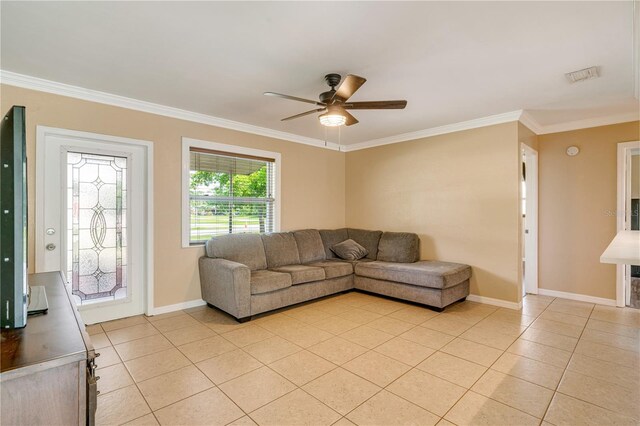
left=319, top=228, right=349, bottom=259
left=250, top=270, right=292, bottom=295
left=206, top=234, right=267, bottom=271
left=331, top=239, right=369, bottom=261
left=355, top=260, right=471, bottom=289
left=306, top=260, right=354, bottom=279
left=270, top=265, right=325, bottom=285
left=377, top=232, right=420, bottom=263
left=293, top=229, right=326, bottom=263
left=339, top=258, right=374, bottom=267
left=261, top=232, right=301, bottom=268
left=347, top=228, right=383, bottom=260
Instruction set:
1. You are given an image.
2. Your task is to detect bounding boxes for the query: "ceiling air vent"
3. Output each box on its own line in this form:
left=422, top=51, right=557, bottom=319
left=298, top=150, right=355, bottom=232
left=565, top=66, right=599, bottom=83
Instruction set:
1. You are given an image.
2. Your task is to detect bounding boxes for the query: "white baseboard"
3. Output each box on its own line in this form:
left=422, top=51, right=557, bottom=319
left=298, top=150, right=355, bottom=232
left=536, top=289, right=616, bottom=306
left=466, top=294, right=523, bottom=310
left=149, top=299, right=207, bottom=316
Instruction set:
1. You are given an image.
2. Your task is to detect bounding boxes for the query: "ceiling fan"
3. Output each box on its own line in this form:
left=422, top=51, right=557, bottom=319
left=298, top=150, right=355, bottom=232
left=264, top=73, right=407, bottom=127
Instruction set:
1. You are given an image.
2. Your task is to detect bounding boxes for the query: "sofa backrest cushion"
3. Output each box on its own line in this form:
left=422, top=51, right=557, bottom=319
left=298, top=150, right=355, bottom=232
left=347, top=228, right=383, bottom=260
left=205, top=234, right=267, bottom=271
left=293, top=229, right=326, bottom=263
left=261, top=232, right=301, bottom=268
left=319, top=228, right=349, bottom=259
left=377, top=232, right=420, bottom=263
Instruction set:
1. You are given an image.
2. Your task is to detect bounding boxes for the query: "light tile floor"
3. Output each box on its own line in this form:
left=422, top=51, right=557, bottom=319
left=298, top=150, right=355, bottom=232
left=89, top=292, right=640, bottom=426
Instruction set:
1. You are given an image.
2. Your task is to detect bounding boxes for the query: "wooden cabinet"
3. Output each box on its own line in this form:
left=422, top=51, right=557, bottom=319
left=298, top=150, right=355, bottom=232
left=1, top=272, right=97, bottom=425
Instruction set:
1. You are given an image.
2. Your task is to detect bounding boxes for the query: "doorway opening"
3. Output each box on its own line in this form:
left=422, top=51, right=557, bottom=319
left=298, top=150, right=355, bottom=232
left=521, top=144, right=539, bottom=298
left=616, top=141, right=640, bottom=308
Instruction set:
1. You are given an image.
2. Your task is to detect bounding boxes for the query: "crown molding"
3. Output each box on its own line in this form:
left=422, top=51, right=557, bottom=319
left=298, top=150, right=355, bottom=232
left=342, top=110, right=525, bottom=152
left=1, top=70, right=529, bottom=152
left=0, top=70, right=342, bottom=151
left=2, top=70, right=637, bottom=153
left=533, top=111, right=639, bottom=135
left=518, top=110, right=544, bottom=135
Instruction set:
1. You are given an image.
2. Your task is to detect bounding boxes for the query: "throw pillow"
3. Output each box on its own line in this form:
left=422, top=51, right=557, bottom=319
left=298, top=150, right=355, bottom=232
left=331, top=239, right=369, bottom=261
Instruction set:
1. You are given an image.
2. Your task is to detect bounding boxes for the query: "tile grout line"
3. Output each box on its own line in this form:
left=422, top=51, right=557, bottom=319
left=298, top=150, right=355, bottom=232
left=95, top=316, right=159, bottom=422
left=435, top=295, right=555, bottom=424
left=331, top=304, right=503, bottom=423
left=95, top=294, right=639, bottom=426
left=312, top=297, right=634, bottom=424
left=244, top=383, right=341, bottom=424
left=189, top=315, right=342, bottom=420
left=205, top=297, right=392, bottom=422
left=516, top=298, right=640, bottom=423
left=100, top=297, right=515, bottom=420
left=98, top=309, right=278, bottom=423
left=539, top=302, right=595, bottom=424
left=545, top=304, right=640, bottom=422
left=129, top=317, right=203, bottom=424
left=145, top=311, right=247, bottom=425
left=108, top=297, right=512, bottom=424
left=97, top=313, right=241, bottom=425
left=240, top=298, right=447, bottom=423
left=308, top=319, right=445, bottom=421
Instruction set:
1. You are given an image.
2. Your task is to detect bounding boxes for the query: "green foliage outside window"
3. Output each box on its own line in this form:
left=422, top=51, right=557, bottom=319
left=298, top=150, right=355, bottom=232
left=190, top=166, right=269, bottom=221
left=190, top=166, right=267, bottom=198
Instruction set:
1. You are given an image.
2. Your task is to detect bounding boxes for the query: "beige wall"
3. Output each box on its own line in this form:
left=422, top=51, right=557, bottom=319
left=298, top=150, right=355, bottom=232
left=346, top=122, right=522, bottom=303
left=538, top=121, right=640, bottom=300
left=518, top=122, right=539, bottom=151
left=632, top=154, right=640, bottom=199
left=6, top=81, right=636, bottom=309
left=1, top=84, right=346, bottom=308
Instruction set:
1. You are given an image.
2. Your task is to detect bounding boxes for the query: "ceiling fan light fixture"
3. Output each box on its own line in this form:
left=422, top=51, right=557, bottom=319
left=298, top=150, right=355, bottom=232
left=319, top=110, right=346, bottom=127
left=266, top=73, right=407, bottom=127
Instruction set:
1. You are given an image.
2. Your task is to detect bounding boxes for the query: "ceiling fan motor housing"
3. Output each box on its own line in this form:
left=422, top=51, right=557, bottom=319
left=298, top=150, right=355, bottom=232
left=319, top=90, right=336, bottom=104
left=320, top=73, right=341, bottom=104
left=324, top=73, right=341, bottom=88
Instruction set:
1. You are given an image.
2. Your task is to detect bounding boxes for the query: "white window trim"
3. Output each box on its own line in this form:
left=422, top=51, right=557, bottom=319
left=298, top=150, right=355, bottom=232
left=181, top=137, right=282, bottom=248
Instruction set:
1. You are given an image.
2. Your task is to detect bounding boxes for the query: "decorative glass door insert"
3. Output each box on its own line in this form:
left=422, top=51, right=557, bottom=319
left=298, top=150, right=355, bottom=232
left=66, top=152, right=127, bottom=305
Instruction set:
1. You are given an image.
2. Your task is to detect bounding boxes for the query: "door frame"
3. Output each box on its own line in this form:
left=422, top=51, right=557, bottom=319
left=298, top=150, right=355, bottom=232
left=35, top=126, right=155, bottom=316
left=521, top=143, right=539, bottom=296
left=616, top=140, right=640, bottom=307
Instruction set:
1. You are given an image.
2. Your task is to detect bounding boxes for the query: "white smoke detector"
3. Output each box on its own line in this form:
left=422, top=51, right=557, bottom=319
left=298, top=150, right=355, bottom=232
left=565, top=66, right=599, bottom=83
left=566, top=146, right=580, bottom=156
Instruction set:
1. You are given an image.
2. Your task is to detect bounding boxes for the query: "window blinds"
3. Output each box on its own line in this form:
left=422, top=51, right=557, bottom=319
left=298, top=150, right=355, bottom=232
left=189, top=148, right=275, bottom=243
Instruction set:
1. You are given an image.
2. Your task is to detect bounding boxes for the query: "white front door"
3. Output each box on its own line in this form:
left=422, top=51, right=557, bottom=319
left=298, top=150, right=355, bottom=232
left=36, top=127, right=153, bottom=324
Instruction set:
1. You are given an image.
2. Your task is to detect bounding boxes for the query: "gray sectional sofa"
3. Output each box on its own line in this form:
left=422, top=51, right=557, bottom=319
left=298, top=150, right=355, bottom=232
left=199, top=228, right=471, bottom=322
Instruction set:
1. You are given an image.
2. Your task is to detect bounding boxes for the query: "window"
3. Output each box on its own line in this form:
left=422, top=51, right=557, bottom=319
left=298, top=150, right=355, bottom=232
left=182, top=138, right=280, bottom=246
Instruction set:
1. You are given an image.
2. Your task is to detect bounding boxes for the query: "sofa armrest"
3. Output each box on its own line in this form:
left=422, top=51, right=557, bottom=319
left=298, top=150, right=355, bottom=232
left=198, top=257, right=251, bottom=319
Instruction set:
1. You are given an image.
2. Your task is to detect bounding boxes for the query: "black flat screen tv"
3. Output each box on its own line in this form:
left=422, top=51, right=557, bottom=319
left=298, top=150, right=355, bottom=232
left=1, top=106, right=28, bottom=329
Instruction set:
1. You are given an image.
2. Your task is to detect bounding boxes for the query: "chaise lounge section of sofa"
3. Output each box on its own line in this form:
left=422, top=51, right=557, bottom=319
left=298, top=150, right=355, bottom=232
left=199, top=228, right=471, bottom=322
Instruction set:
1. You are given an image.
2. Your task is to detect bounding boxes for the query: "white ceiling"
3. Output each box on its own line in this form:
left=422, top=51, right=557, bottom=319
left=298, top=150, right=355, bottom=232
left=1, top=1, right=638, bottom=146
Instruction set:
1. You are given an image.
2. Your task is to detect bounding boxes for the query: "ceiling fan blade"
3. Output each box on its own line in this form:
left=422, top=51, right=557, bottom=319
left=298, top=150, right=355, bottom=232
left=344, top=110, right=359, bottom=126
left=344, top=100, right=407, bottom=110
left=332, top=74, right=367, bottom=103
left=264, top=92, right=325, bottom=106
left=281, top=108, right=326, bottom=121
